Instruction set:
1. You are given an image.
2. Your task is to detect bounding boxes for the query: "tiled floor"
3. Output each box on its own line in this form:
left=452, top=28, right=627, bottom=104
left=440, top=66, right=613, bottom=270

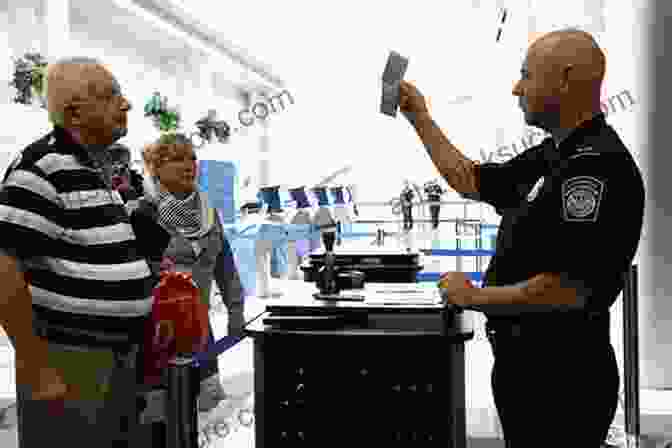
left=0, top=280, right=671, bottom=448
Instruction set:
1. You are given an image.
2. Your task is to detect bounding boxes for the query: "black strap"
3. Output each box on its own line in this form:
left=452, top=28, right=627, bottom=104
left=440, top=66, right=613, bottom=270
left=486, top=310, right=610, bottom=334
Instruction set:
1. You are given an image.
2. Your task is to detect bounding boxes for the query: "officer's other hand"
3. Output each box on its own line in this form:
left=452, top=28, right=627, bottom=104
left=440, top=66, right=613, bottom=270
left=399, top=80, right=429, bottom=121
left=437, top=271, right=474, bottom=307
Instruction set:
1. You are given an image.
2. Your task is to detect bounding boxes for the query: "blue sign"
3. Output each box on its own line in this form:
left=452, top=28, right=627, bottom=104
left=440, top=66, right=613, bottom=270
left=198, top=160, right=238, bottom=223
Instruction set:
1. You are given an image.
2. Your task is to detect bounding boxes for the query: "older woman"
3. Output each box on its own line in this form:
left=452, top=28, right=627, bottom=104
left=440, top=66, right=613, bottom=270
left=134, top=133, right=245, bottom=413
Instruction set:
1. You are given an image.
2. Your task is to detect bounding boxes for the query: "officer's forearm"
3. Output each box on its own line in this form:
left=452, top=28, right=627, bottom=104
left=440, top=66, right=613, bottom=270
left=405, top=110, right=478, bottom=195
left=466, top=273, right=583, bottom=314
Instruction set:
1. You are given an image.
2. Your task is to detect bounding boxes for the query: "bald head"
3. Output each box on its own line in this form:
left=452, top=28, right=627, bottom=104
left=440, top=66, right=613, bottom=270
left=44, top=56, right=129, bottom=145
left=46, top=57, right=117, bottom=125
left=513, top=28, right=606, bottom=133
left=530, top=28, right=606, bottom=87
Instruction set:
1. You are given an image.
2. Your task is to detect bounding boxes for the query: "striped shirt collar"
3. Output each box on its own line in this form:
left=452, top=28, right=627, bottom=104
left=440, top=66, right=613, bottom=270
left=51, top=126, right=103, bottom=169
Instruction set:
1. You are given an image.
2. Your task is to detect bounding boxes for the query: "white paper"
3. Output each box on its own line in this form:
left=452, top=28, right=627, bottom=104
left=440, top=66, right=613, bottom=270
left=364, top=283, right=441, bottom=305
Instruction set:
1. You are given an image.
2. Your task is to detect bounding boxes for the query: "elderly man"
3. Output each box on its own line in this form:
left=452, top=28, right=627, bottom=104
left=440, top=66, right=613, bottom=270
left=399, top=29, right=645, bottom=447
left=0, top=57, right=167, bottom=448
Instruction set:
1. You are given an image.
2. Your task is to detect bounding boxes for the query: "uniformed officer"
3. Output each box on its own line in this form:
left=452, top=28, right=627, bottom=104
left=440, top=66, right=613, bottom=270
left=398, top=28, right=645, bottom=447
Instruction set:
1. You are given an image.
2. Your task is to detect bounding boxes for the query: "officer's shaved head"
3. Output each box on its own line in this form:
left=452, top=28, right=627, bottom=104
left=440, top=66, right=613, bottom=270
left=513, top=28, right=606, bottom=133
left=530, top=28, right=606, bottom=92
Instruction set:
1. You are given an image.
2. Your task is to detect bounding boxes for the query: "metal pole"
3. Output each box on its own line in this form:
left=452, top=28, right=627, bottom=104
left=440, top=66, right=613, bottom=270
left=622, top=264, right=640, bottom=448
left=165, top=356, right=200, bottom=448
left=355, top=200, right=480, bottom=207
left=354, top=218, right=483, bottom=225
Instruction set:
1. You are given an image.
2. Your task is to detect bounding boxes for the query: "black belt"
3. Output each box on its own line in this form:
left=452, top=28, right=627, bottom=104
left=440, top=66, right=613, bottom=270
left=485, top=310, right=610, bottom=340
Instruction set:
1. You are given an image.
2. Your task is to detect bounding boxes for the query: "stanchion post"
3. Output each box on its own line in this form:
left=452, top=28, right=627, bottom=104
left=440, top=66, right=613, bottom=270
left=165, top=355, right=200, bottom=448
left=623, top=264, right=640, bottom=447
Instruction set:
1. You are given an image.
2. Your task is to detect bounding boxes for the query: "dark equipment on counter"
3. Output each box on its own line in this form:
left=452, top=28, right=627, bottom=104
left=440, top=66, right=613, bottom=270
left=313, top=229, right=366, bottom=298
left=302, top=239, right=422, bottom=284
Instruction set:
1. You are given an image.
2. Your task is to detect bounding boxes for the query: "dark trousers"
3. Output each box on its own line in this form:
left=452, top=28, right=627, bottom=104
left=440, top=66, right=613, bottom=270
left=488, top=330, right=619, bottom=447
left=402, top=206, right=413, bottom=230
left=429, top=204, right=440, bottom=229
left=198, top=320, right=219, bottom=382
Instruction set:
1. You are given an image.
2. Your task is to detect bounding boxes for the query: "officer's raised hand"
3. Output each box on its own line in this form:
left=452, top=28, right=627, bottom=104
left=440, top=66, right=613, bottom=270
left=437, top=271, right=475, bottom=307
left=399, top=80, right=429, bottom=123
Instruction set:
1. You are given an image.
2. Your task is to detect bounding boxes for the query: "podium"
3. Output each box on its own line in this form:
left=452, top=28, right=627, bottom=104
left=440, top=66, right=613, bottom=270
left=244, top=281, right=474, bottom=447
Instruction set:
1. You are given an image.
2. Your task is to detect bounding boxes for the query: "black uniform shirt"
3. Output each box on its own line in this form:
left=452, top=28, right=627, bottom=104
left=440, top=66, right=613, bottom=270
left=463, top=113, right=645, bottom=321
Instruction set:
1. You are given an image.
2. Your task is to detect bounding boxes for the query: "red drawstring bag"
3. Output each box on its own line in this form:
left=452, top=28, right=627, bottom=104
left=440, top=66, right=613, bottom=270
left=143, top=271, right=210, bottom=386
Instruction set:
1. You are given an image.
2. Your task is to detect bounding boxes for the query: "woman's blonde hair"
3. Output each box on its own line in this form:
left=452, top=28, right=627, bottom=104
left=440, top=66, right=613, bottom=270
left=142, top=133, right=194, bottom=175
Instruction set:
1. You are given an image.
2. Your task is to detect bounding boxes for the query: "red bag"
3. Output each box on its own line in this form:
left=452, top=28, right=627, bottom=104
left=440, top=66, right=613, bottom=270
left=143, top=271, right=210, bottom=386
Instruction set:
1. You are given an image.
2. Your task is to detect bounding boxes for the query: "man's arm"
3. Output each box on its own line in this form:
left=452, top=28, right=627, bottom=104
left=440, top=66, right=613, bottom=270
left=0, top=249, right=54, bottom=379
left=464, top=272, right=587, bottom=315
left=405, top=110, right=479, bottom=195
left=0, top=252, right=41, bottom=353
left=212, top=213, right=244, bottom=303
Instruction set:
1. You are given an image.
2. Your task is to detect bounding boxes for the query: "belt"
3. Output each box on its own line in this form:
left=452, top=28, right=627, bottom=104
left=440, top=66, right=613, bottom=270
left=485, top=310, right=610, bottom=340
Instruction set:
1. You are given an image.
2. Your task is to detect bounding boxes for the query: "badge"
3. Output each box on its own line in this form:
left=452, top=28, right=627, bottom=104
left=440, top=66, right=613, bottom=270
left=562, top=176, right=604, bottom=222
left=576, top=146, right=593, bottom=152
left=527, top=177, right=545, bottom=202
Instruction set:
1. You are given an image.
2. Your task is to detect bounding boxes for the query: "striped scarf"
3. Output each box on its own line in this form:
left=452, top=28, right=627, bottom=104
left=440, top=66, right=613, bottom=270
left=157, top=189, right=211, bottom=239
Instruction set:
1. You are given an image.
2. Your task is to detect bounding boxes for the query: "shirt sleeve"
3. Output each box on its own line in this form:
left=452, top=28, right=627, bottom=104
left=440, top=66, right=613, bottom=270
left=0, top=161, right=65, bottom=259
left=460, top=143, right=550, bottom=213
left=539, top=154, right=639, bottom=305
left=129, top=198, right=171, bottom=261
left=213, top=211, right=244, bottom=304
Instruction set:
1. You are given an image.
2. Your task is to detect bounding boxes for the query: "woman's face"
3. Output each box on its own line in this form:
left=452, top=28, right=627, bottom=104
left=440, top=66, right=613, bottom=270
left=154, top=146, right=198, bottom=194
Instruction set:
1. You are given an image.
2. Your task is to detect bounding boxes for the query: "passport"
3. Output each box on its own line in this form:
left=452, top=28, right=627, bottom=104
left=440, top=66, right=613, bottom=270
left=380, top=51, right=409, bottom=117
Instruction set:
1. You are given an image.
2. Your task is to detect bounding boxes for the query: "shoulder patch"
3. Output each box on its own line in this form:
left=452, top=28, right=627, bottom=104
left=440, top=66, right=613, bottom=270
left=562, top=176, right=604, bottom=222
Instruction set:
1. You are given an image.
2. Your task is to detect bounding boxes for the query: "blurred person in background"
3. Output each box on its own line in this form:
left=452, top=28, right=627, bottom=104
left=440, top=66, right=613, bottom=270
left=0, top=56, right=167, bottom=448
left=106, top=143, right=144, bottom=204
left=137, top=133, right=245, bottom=415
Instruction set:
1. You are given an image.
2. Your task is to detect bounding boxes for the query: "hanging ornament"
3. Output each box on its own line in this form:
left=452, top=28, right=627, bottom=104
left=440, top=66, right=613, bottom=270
left=9, top=52, right=48, bottom=108
left=194, top=109, right=230, bottom=145
left=145, top=92, right=181, bottom=134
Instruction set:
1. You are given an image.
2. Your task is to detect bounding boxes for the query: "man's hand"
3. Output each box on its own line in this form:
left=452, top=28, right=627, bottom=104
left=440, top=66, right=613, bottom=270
left=15, top=349, right=80, bottom=404
left=399, top=80, right=429, bottom=122
left=438, top=272, right=475, bottom=307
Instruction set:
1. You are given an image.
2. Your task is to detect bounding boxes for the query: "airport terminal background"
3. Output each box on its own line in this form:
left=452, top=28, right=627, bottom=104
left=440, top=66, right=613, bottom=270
left=0, top=0, right=671, bottom=446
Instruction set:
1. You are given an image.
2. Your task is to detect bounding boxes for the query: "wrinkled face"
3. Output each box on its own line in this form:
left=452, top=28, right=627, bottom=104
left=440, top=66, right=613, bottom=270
left=65, top=68, right=132, bottom=145
left=155, top=145, right=198, bottom=194
left=512, top=44, right=564, bottom=132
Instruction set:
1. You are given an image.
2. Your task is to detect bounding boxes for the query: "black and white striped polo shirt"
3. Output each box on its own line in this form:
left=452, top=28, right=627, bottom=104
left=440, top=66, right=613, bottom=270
left=0, top=126, right=156, bottom=348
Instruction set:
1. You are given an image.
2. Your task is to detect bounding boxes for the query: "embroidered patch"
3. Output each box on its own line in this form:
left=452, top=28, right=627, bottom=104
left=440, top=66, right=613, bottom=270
left=562, top=176, right=604, bottom=222
left=527, top=177, right=545, bottom=202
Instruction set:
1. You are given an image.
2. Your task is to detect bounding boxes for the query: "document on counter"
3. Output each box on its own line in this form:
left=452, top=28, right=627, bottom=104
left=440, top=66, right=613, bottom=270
left=364, top=283, right=442, bottom=305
